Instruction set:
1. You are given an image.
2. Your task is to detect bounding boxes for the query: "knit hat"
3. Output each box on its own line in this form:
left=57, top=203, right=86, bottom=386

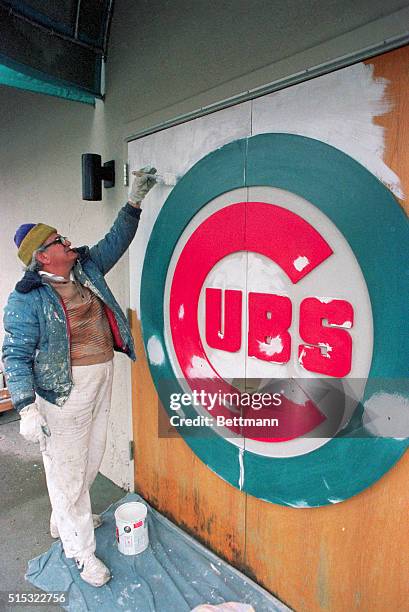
left=14, top=223, right=57, bottom=266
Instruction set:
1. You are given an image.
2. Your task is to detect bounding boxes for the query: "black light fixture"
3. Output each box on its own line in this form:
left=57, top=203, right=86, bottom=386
left=82, top=154, right=115, bottom=201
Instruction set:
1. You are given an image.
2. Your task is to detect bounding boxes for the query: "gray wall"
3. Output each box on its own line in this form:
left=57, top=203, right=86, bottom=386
left=0, top=91, right=135, bottom=487
left=1, top=0, right=408, bottom=487
left=109, top=0, right=409, bottom=138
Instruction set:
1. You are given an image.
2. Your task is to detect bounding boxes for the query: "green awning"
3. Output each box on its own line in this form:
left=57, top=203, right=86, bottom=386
left=0, top=63, right=95, bottom=105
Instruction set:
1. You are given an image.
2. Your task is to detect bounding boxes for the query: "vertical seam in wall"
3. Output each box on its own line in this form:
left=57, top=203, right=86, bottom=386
left=243, top=99, right=253, bottom=566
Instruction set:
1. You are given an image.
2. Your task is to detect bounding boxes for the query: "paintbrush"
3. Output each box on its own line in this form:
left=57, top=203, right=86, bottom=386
left=132, top=169, right=178, bottom=187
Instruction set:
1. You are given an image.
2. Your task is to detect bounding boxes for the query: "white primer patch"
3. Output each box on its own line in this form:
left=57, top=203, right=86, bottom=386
left=187, top=355, right=215, bottom=379
left=319, top=342, right=333, bottom=358
left=238, top=448, right=245, bottom=491
left=298, top=348, right=307, bottom=365
left=258, top=335, right=283, bottom=357
left=287, top=499, right=311, bottom=508
left=293, top=255, right=310, bottom=271
left=253, top=62, right=405, bottom=200
left=363, top=392, right=409, bottom=438
left=146, top=336, right=165, bottom=366
left=326, top=319, right=352, bottom=328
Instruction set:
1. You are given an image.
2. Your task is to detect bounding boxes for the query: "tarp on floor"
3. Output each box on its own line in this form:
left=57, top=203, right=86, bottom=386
left=26, top=492, right=290, bottom=612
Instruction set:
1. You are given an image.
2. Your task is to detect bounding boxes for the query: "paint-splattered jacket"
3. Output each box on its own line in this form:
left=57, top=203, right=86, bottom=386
left=2, top=203, right=141, bottom=413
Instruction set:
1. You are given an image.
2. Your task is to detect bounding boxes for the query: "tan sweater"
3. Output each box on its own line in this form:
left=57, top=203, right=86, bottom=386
left=50, top=279, right=114, bottom=366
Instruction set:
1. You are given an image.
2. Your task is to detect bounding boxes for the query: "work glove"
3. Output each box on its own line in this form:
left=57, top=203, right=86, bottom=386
left=128, top=166, right=157, bottom=204
left=19, top=403, right=49, bottom=446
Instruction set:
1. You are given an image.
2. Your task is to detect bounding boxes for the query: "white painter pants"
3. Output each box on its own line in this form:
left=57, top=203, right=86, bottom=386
left=37, top=360, right=114, bottom=559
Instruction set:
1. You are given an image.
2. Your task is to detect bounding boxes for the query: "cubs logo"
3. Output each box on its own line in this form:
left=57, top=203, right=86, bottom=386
left=141, top=134, right=409, bottom=507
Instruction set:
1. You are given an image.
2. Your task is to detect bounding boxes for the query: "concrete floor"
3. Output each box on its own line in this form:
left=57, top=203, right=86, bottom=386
left=0, top=409, right=126, bottom=611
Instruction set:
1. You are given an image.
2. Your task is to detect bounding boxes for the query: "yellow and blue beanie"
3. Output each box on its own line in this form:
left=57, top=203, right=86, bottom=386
left=14, top=223, right=57, bottom=266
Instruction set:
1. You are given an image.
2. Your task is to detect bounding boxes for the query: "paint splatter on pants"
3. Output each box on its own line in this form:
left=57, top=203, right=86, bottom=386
left=37, top=360, right=114, bottom=559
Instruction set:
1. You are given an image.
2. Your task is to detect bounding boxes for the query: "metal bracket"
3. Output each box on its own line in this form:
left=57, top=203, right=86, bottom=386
left=123, top=163, right=129, bottom=187
left=129, top=440, right=134, bottom=461
left=102, top=160, right=115, bottom=189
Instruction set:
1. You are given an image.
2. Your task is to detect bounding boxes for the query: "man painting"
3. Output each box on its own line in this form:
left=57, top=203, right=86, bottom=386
left=2, top=168, right=157, bottom=587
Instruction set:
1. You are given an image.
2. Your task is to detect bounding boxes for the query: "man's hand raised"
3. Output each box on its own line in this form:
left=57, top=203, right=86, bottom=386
left=128, top=167, right=157, bottom=206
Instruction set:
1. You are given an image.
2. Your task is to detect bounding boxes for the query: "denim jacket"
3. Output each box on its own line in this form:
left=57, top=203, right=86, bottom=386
left=2, top=203, right=141, bottom=412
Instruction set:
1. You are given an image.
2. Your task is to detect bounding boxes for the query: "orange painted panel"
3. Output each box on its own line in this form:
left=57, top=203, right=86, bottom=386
left=245, top=452, right=409, bottom=611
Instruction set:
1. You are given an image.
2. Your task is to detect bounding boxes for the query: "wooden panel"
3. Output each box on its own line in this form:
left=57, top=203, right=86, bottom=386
left=129, top=311, right=246, bottom=567
left=245, top=452, right=409, bottom=611
left=0, top=399, right=13, bottom=413
left=368, top=45, right=409, bottom=215
left=0, top=389, right=13, bottom=413
left=245, top=45, right=409, bottom=611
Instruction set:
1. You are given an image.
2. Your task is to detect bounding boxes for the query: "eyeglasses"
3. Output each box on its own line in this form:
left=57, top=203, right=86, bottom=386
left=40, top=236, right=68, bottom=251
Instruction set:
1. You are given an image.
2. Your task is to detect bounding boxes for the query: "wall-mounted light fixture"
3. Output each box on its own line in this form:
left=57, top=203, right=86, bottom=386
left=82, top=153, right=115, bottom=201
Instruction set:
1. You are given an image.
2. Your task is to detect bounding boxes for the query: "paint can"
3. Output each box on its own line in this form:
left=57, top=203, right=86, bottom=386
left=114, top=502, right=149, bottom=555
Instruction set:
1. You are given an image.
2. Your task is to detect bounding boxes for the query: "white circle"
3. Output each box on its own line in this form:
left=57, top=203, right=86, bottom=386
left=164, top=187, right=373, bottom=457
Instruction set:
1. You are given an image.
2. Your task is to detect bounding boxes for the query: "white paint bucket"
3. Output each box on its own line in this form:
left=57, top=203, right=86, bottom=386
left=114, top=502, right=149, bottom=555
